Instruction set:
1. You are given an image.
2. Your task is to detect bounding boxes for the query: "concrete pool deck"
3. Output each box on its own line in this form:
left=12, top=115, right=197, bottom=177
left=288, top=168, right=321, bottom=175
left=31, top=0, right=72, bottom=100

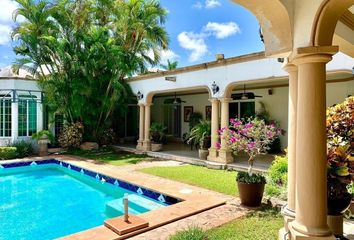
left=38, top=155, right=240, bottom=240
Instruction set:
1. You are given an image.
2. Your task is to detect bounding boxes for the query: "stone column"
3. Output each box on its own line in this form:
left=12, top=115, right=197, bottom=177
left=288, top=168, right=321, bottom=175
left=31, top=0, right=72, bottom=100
left=289, top=46, right=337, bottom=240
left=143, top=103, right=152, bottom=151
left=136, top=104, right=145, bottom=150
left=207, top=98, right=219, bottom=161
left=282, top=63, right=298, bottom=229
left=217, top=97, right=233, bottom=163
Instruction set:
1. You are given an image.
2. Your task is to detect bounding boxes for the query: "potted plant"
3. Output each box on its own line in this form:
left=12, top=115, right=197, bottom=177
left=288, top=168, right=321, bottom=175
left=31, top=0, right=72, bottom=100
left=150, top=122, right=167, bottom=152
left=220, top=117, right=281, bottom=207
left=187, top=120, right=211, bottom=160
left=327, top=145, right=353, bottom=215
left=326, top=96, right=354, bottom=216
left=32, top=130, right=54, bottom=156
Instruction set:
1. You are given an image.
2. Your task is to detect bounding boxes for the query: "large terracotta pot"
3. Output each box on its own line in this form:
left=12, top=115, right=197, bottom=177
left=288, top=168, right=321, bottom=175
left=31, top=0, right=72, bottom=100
left=237, top=181, right=265, bottom=207
left=328, top=192, right=352, bottom=215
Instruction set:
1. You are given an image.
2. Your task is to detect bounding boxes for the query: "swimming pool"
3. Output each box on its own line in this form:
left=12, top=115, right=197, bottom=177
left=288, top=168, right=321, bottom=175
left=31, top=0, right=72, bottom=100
left=0, top=160, right=179, bottom=240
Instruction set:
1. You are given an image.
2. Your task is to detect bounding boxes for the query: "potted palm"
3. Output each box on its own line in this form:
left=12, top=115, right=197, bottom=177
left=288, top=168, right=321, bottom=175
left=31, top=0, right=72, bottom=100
left=220, top=117, right=281, bottom=207
left=150, top=122, right=167, bottom=152
left=187, top=120, right=211, bottom=160
left=32, top=130, right=54, bottom=156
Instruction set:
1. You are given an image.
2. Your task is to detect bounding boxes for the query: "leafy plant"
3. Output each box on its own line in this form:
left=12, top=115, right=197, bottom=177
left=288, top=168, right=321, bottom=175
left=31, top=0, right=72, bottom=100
left=9, top=140, right=33, bottom=158
left=188, top=112, right=203, bottom=130
left=32, top=130, right=54, bottom=143
left=58, top=122, right=84, bottom=148
left=220, top=117, right=281, bottom=175
left=97, top=128, right=116, bottom=146
left=13, top=0, right=169, bottom=141
left=265, top=154, right=288, bottom=199
left=187, top=120, right=211, bottom=149
left=0, top=147, right=18, bottom=160
left=160, top=59, right=178, bottom=71
left=236, top=171, right=266, bottom=184
left=169, top=226, right=207, bottom=240
left=326, top=96, right=354, bottom=199
left=150, top=122, right=167, bottom=144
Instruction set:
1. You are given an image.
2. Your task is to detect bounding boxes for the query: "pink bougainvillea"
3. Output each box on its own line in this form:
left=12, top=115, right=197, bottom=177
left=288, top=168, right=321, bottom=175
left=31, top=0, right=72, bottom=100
left=219, top=117, right=282, bottom=174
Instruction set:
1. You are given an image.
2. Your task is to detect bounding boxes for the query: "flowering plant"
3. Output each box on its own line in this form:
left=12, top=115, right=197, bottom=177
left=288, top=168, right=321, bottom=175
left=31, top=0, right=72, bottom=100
left=220, top=117, right=282, bottom=175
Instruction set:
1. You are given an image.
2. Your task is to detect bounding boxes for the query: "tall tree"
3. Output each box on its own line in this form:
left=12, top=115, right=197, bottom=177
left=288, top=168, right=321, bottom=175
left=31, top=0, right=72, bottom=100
left=160, top=59, right=178, bottom=70
left=13, top=0, right=169, bottom=140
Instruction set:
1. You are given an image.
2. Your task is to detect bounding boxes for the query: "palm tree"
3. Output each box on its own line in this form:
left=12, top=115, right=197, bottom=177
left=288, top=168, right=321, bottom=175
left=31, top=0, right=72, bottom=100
left=160, top=59, right=178, bottom=71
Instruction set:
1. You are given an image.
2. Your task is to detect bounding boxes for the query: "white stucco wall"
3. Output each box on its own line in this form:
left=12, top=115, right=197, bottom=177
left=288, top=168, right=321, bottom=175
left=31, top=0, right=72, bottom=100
left=151, top=79, right=354, bottom=149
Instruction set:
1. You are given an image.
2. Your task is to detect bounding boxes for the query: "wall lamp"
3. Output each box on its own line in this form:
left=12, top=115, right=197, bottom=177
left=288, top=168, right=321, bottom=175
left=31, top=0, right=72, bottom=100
left=211, top=81, right=220, bottom=95
left=137, top=91, right=144, bottom=101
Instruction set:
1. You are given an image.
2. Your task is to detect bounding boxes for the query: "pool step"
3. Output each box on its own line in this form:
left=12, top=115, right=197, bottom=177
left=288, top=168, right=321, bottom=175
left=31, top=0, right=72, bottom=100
left=105, top=194, right=163, bottom=217
left=105, top=198, right=140, bottom=217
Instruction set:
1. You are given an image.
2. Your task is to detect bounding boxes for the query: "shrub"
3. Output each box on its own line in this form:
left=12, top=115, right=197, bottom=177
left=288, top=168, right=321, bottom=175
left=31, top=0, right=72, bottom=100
left=236, top=171, right=266, bottom=184
left=265, top=154, right=288, bottom=199
left=97, top=128, right=116, bottom=145
left=169, top=226, right=207, bottom=240
left=58, top=122, right=84, bottom=148
left=32, top=130, right=54, bottom=143
left=10, top=140, right=34, bottom=158
left=0, top=147, right=18, bottom=160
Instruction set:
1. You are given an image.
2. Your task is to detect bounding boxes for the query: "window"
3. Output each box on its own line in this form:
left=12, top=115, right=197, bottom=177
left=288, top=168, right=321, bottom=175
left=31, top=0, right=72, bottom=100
left=229, top=101, right=255, bottom=119
left=18, top=97, right=37, bottom=137
left=0, top=98, right=11, bottom=137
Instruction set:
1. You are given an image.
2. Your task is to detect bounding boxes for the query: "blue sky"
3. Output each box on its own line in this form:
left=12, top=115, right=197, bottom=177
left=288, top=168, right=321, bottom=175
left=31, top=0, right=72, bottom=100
left=0, top=0, right=264, bottom=68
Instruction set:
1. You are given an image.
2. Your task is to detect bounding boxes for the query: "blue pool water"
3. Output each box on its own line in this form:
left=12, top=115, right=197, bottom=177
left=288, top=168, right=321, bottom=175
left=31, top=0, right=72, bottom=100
left=0, top=163, right=167, bottom=240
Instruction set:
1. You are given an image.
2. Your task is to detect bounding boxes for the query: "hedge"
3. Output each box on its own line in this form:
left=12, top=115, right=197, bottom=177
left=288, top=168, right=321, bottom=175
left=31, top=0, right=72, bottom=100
left=0, top=147, right=17, bottom=160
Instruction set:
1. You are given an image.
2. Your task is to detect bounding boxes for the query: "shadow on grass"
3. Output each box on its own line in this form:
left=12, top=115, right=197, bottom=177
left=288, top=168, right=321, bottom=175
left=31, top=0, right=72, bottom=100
left=65, top=147, right=148, bottom=165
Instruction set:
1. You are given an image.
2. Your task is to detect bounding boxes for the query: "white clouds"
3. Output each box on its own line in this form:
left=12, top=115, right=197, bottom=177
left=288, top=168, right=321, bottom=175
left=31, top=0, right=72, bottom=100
left=178, top=32, right=208, bottom=62
left=205, top=0, right=221, bottom=9
left=192, top=2, right=203, bottom=9
left=192, top=0, right=221, bottom=9
left=160, top=49, right=180, bottom=63
left=0, top=25, right=12, bottom=45
left=0, top=0, right=19, bottom=45
left=204, top=22, right=241, bottom=39
left=0, top=0, right=17, bottom=23
left=178, top=21, right=241, bottom=62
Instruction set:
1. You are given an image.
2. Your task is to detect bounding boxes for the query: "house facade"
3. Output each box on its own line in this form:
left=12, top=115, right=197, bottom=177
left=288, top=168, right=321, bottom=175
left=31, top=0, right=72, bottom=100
left=0, top=66, right=44, bottom=146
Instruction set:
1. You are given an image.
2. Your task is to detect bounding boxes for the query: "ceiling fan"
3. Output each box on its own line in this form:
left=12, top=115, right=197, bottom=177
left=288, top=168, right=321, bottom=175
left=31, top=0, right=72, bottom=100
left=239, top=84, right=263, bottom=100
left=163, top=92, right=186, bottom=105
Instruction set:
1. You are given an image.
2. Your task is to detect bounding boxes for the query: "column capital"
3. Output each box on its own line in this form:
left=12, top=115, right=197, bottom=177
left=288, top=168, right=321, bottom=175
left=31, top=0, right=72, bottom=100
left=218, top=97, right=232, bottom=103
left=138, top=103, right=145, bottom=107
left=208, top=98, right=219, bottom=103
left=289, top=46, right=338, bottom=65
left=282, top=62, right=297, bottom=73
left=144, top=103, right=153, bottom=107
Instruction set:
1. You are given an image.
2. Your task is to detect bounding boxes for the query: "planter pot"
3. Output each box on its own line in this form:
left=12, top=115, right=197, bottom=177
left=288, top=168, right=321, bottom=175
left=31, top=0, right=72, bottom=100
left=327, top=192, right=352, bottom=215
left=38, top=136, right=50, bottom=156
left=151, top=143, right=163, bottom=152
left=237, top=181, right=265, bottom=207
left=199, top=149, right=209, bottom=160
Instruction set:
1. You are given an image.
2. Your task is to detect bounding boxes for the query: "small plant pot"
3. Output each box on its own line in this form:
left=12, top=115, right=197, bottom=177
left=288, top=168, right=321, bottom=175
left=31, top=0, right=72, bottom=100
left=237, top=181, right=265, bottom=207
left=38, top=136, right=50, bottom=156
left=151, top=143, right=163, bottom=152
left=198, top=149, right=209, bottom=160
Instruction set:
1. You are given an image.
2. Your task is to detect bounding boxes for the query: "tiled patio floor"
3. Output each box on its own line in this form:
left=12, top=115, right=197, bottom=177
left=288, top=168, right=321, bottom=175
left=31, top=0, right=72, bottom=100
left=113, top=143, right=276, bottom=173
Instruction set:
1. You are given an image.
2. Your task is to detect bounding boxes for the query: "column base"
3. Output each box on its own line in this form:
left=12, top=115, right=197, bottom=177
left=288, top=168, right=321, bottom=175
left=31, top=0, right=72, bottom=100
left=136, top=140, right=144, bottom=151
left=207, top=148, right=218, bottom=161
left=216, top=148, right=233, bottom=163
left=142, top=140, right=151, bottom=151
left=279, top=227, right=290, bottom=240
left=282, top=205, right=296, bottom=232
left=289, top=221, right=335, bottom=240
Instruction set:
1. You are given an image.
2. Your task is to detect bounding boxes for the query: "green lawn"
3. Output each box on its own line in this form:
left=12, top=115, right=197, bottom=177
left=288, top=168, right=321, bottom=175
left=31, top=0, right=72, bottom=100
left=65, top=147, right=147, bottom=166
left=207, top=207, right=283, bottom=240
left=139, top=165, right=238, bottom=196
left=169, top=207, right=282, bottom=240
